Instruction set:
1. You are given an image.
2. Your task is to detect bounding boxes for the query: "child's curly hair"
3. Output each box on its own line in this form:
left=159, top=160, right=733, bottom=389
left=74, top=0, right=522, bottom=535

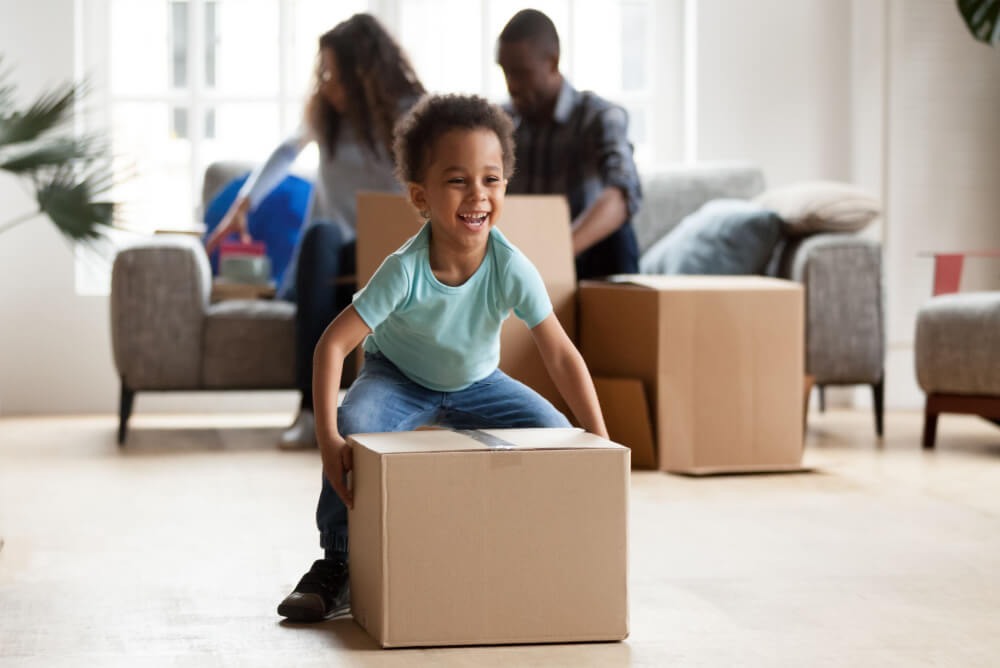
left=393, top=94, right=516, bottom=184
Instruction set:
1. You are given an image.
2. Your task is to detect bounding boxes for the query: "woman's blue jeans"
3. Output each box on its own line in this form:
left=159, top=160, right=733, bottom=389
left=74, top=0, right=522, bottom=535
left=317, top=351, right=571, bottom=556
left=294, top=221, right=355, bottom=410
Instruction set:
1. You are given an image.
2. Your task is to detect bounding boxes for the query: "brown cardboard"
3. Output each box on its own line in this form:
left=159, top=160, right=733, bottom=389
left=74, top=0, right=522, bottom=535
left=348, top=428, right=630, bottom=648
left=580, top=275, right=804, bottom=474
left=355, top=193, right=576, bottom=416
left=593, top=377, right=657, bottom=470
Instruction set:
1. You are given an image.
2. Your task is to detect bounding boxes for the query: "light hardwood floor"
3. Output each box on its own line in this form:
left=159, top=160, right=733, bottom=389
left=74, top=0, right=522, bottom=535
left=1, top=409, right=999, bottom=667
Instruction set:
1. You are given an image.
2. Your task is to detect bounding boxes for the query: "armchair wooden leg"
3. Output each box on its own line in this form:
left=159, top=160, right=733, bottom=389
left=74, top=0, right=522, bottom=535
left=922, top=393, right=1000, bottom=449
left=118, top=383, right=135, bottom=446
left=817, top=385, right=826, bottom=413
left=922, top=407, right=938, bottom=450
left=872, top=377, right=885, bottom=438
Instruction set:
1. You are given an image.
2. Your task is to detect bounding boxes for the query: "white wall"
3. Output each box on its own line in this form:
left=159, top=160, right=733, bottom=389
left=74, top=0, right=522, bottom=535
left=692, top=0, right=1000, bottom=410
left=0, top=0, right=107, bottom=416
left=694, top=0, right=853, bottom=185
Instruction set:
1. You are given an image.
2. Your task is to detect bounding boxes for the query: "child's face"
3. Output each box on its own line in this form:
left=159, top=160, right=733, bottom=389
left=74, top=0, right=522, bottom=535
left=409, top=128, right=506, bottom=251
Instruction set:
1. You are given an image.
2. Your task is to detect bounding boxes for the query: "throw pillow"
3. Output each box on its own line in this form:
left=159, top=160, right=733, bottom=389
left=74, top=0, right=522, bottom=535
left=203, top=173, right=313, bottom=291
left=638, top=199, right=782, bottom=276
left=754, top=181, right=880, bottom=237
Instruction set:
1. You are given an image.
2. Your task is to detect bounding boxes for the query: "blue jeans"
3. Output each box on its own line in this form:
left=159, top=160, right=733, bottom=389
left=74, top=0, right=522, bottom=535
left=317, top=351, right=571, bottom=555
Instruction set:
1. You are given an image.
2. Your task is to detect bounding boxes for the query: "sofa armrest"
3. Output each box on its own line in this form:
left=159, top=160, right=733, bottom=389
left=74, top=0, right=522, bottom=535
left=110, top=235, right=211, bottom=390
left=776, top=234, right=884, bottom=385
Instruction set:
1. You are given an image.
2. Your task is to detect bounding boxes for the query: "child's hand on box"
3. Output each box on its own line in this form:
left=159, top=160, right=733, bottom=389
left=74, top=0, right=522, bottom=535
left=320, top=435, right=354, bottom=509
left=313, top=305, right=370, bottom=510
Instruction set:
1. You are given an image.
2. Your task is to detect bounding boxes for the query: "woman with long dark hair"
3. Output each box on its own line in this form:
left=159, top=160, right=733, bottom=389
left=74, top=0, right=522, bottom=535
left=206, top=14, right=425, bottom=449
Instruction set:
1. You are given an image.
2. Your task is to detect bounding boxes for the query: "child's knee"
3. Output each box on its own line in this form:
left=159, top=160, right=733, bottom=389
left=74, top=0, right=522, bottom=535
left=338, top=391, right=400, bottom=435
left=541, top=408, right=572, bottom=429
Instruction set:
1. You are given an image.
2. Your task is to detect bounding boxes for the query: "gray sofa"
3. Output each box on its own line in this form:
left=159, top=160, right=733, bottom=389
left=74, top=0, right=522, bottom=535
left=634, top=164, right=885, bottom=435
left=110, top=161, right=885, bottom=443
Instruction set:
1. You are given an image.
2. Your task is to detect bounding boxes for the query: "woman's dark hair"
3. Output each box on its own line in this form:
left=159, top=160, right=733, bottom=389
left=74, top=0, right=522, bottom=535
left=307, top=13, right=425, bottom=158
left=393, top=94, right=516, bottom=184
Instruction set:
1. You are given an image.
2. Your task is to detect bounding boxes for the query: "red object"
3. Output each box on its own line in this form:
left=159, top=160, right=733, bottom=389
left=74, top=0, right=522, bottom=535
left=932, top=254, right=965, bottom=296
left=220, top=240, right=267, bottom=258
left=926, top=250, right=1000, bottom=296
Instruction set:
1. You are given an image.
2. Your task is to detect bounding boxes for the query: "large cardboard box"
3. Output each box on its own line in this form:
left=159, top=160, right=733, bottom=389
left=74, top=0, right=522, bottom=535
left=348, top=428, right=629, bottom=648
left=356, top=193, right=576, bottom=416
left=580, top=276, right=804, bottom=474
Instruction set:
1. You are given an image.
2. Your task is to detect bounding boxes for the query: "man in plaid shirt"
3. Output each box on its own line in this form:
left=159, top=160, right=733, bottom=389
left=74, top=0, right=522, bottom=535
left=497, top=8, right=643, bottom=279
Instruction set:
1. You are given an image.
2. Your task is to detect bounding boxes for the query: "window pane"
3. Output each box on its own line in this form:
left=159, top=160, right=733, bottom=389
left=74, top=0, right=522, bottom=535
left=625, top=104, right=646, bottom=144
left=290, top=0, right=369, bottom=98
left=399, top=0, right=482, bottom=95
left=211, top=0, right=280, bottom=96
left=283, top=102, right=307, bottom=136
left=110, top=0, right=170, bottom=95
left=571, top=2, right=624, bottom=96
left=205, top=1, right=217, bottom=88
left=621, top=2, right=648, bottom=91
left=171, top=1, right=189, bottom=89
left=200, top=103, right=281, bottom=166
left=111, top=103, right=194, bottom=232
left=205, top=108, right=216, bottom=139
left=285, top=103, right=320, bottom=174
left=171, top=106, right=189, bottom=139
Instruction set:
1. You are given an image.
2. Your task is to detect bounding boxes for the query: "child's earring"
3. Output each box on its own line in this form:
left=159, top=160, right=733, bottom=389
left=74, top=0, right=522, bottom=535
left=419, top=209, right=430, bottom=220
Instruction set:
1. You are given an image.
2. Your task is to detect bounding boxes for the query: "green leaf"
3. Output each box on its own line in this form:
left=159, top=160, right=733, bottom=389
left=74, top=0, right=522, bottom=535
left=34, top=167, right=116, bottom=241
left=958, top=0, right=1000, bottom=45
left=0, top=137, right=96, bottom=173
left=0, top=81, right=81, bottom=146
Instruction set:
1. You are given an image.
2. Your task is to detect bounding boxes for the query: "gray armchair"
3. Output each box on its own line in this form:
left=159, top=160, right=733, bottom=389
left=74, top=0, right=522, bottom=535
left=110, top=167, right=298, bottom=444
left=634, top=163, right=885, bottom=435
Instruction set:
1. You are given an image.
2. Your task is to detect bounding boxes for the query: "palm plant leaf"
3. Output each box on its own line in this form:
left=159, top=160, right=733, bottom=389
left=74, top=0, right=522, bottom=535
left=0, top=62, right=14, bottom=115
left=34, top=167, right=115, bottom=241
left=958, top=0, right=1000, bottom=45
left=0, top=54, right=116, bottom=241
left=0, top=137, right=96, bottom=173
left=0, top=81, right=81, bottom=146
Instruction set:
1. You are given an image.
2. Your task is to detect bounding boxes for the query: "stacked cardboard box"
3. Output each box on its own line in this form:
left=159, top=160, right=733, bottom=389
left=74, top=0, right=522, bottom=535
left=580, top=275, right=805, bottom=474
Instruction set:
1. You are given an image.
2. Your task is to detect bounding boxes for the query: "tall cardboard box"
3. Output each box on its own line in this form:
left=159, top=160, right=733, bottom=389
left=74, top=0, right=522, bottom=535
left=580, top=276, right=804, bottom=474
left=348, top=428, right=629, bottom=648
left=355, top=193, right=576, bottom=416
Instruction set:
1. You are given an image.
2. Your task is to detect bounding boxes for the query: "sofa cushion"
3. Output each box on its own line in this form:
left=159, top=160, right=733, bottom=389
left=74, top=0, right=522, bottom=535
left=915, top=292, right=1000, bottom=396
left=638, top=199, right=782, bottom=276
left=754, top=181, right=880, bottom=237
left=634, top=163, right=767, bottom=254
left=202, top=300, right=297, bottom=389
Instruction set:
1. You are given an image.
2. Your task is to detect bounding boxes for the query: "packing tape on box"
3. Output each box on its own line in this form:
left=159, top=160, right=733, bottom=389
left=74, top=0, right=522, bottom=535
left=456, top=429, right=516, bottom=450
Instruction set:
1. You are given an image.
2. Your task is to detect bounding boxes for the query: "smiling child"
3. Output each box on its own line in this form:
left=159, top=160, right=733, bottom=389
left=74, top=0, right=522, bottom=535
left=277, top=94, right=608, bottom=623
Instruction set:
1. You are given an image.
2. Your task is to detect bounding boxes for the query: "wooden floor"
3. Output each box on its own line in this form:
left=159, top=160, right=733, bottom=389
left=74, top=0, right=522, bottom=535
left=2, top=409, right=1000, bottom=667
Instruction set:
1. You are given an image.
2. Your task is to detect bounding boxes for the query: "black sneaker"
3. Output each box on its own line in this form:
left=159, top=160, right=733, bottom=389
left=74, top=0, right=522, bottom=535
left=277, top=558, right=350, bottom=622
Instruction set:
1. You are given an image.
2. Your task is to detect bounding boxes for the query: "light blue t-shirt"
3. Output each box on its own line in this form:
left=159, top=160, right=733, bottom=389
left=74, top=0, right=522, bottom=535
left=352, top=223, right=552, bottom=392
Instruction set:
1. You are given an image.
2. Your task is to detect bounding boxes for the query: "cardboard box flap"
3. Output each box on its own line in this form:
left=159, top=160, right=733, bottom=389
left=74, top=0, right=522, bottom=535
left=604, top=274, right=801, bottom=292
left=349, top=428, right=625, bottom=455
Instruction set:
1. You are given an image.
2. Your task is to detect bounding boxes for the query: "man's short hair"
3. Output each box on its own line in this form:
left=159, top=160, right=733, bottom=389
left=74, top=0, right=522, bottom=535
left=498, top=9, right=560, bottom=60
